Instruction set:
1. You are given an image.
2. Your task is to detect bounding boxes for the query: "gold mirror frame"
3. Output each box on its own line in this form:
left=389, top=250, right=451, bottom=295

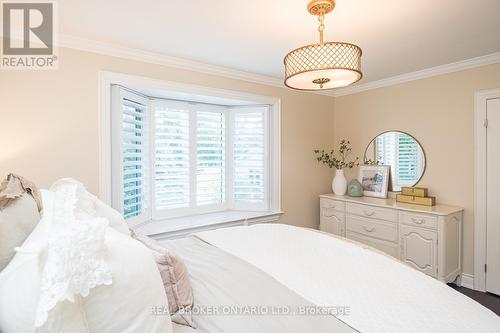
left=363, top=130, right=427, bottom=192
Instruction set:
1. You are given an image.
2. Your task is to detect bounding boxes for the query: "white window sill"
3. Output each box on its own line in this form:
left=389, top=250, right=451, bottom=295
left=132, top=210, right=283, bottom=240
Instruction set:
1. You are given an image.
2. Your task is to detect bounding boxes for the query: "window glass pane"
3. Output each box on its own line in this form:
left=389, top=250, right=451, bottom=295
left=197, top=111, right=225, bottom=205
left=233, top=111, right=265, bottom=203
left=154, top=104, right=190, bottom=210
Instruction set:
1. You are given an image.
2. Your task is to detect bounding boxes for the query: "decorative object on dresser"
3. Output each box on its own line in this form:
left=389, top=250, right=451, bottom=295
left=396, top=186, right=436, bottom=206
left=347, top=179, right=363, bottom=197
left=314, top=139, right=359, bottom=196
left=319, top=194, right=463, bottom=283
left=401, top=186, right=428, bottom=197
left=364, top=131, right=426, bottom=192
left=332, top=169, right=348, bottom=196
left=358, top=165, right=390, bottom=198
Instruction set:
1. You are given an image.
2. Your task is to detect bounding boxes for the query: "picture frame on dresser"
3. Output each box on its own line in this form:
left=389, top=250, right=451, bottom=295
left=358, top=165, right=390, bottom=198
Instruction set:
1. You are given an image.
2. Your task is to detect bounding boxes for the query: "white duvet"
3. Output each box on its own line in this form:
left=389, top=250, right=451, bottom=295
left=197, top=224, right=500, bottom=333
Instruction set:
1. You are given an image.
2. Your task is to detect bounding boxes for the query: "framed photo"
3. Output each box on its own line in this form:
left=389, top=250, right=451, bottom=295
left=358, top=165, right=391, bottom=198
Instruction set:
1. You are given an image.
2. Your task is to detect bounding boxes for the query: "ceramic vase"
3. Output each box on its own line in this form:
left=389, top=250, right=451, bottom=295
left=332, top=169, right=347, bottom=196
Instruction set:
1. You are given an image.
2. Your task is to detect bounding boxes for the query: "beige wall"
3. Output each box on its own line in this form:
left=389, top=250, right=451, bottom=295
left=3, top=45, right=498, bottom=275
left=0, top=47, right=335, bottom=229
left=334, top=63, right=500, bottom=274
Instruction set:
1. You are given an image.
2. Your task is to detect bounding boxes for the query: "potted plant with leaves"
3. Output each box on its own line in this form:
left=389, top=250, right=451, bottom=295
left=314, top=139, right=359, bottom=196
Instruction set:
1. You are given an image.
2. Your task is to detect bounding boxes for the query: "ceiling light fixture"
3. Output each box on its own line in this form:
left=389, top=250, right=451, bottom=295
left=284, top=0, right=362, bottom=90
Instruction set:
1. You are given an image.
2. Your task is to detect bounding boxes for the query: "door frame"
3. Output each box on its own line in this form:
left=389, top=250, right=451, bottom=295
left=474, top=88, right=500, bottom=291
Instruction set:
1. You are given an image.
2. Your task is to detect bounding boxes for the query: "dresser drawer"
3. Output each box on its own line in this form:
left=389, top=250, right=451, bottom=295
left=347, top=215, right=398, bottom=243
left=347, top=202, right=398, bottom=222
left=400, top=212, right=438, bottom=230
left=321, top=209, right=345, bottom=222
left=347, top=232, right=399, bottom=259
left=320, top=198, right=345, bottom=212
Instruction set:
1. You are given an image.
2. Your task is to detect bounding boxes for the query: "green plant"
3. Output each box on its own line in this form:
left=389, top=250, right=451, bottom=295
left=314, top=139, right=359, bottom=170
left=364, top=159, right=379, bottom=165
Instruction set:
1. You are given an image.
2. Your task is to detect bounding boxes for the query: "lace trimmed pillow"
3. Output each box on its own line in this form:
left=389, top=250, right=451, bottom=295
left=132, top=232, right=196, bottom=328
left=34, top=182, right=112, bottom=332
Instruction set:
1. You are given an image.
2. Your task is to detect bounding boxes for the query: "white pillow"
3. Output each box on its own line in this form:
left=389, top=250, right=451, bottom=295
left=83, top=230, right=172, bottom=333
left=0, top=193, right=40, bottom=271
left=93, top=196, right=131, bottom=236
left=0, top=221, right=173, bottom=333
left=49, top=178, right=131, bottom=236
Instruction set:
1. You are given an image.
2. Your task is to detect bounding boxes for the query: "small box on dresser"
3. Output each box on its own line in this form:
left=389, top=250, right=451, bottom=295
left=319, top=194, right=463, bottom=283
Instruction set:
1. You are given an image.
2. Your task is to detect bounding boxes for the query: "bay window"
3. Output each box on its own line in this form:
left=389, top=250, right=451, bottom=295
left=110, top=85, right=277, bottom=228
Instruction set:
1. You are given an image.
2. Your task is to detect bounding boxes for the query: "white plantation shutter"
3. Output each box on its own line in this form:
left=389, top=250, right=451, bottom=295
left=111, top=89, right=275, bottom=223
left=397, top=134, right=419, bottom=182
left=196, top=109, right=226, bottom=206
left=376, top=132, right=397, bottom=167
left=376, top=132, right=397, bottom=187
left=232, top=107, right=268, bottom=209
left=153, top=101, right=191, bottom=212
left=111, top=86, right=150, bottom=224
left=376, top=132, right=422, bottom=190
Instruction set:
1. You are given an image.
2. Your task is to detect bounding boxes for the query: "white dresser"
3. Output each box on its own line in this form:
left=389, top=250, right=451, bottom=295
left=319, top=194, right=463, bottom=283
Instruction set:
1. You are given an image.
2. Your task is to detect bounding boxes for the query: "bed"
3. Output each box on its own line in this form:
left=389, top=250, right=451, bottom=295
left=183, top=224, right=500, bottom=332
left=1, top=179, right=499, bottom=333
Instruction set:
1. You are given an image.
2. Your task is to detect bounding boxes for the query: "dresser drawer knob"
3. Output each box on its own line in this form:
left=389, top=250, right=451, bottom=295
left=363, top=210, right=375, bottom=217
left=411, top=217, right=425, bottom=225
left=362, top=225, right=376, bottom=232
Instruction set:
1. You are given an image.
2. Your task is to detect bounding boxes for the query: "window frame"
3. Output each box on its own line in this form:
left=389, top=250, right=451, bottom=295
left=101, top=71, right=281, bottom=228
left=151, top=99, right=233, bottom=220
left=152, top=101, right=272, bottom=219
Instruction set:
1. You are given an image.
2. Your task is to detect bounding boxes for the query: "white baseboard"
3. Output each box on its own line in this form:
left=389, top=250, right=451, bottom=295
left=459, top=273, right=475, bottom=289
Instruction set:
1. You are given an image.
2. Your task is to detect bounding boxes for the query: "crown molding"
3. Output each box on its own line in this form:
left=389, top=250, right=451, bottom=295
left=331, top=52, right=500, bottom=97
left=59, top=34, right=285, bottom=89
left=59, top=35, right=500, bottom=98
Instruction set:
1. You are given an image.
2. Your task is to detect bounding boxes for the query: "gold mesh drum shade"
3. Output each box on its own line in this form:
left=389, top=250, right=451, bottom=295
left=284, top=0, right=362, bottom=90
left=284, top=42, right=362, bottom=90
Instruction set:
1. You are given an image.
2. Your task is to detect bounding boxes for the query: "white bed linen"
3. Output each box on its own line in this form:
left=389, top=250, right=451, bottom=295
left=0, top=180, right=173, bottom=333
left=197, top=224, right=500, bottom=333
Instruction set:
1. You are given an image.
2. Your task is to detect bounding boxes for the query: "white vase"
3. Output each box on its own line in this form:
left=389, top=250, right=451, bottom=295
left=332, top=169, right=347, bottom=196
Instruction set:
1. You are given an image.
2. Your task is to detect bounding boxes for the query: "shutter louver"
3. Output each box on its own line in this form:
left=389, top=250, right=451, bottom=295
left=154, top=103, right=190, bottom=210
left=196, top=111, right=225, bottom=206
left=121, top=97, right=149, bottom=220
left=398, top=134, right=419, bottom=181
left=377, top=132, right=397, bottom=186
left=233, top=110, right=266, bottom=204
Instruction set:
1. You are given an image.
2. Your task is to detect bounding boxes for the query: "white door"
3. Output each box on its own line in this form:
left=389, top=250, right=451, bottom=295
left=487, top=97, right=500, bottom=295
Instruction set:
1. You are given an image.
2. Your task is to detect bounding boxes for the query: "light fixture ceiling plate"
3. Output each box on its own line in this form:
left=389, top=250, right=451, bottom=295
left=307, top=0, right=336, bottom=16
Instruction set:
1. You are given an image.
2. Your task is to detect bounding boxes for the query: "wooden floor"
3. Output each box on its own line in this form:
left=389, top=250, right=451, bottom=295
left=448, top=284, right=500, bottom=316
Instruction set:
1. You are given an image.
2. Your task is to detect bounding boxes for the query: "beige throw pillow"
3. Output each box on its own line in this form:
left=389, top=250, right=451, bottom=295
left=0, top=194, right=40, bottom=271
left=132, top=232, right=196, bottom=328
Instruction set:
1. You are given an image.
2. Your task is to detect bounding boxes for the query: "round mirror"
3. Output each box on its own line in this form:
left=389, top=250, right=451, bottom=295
left=364, top=131, right=426, bottom=192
